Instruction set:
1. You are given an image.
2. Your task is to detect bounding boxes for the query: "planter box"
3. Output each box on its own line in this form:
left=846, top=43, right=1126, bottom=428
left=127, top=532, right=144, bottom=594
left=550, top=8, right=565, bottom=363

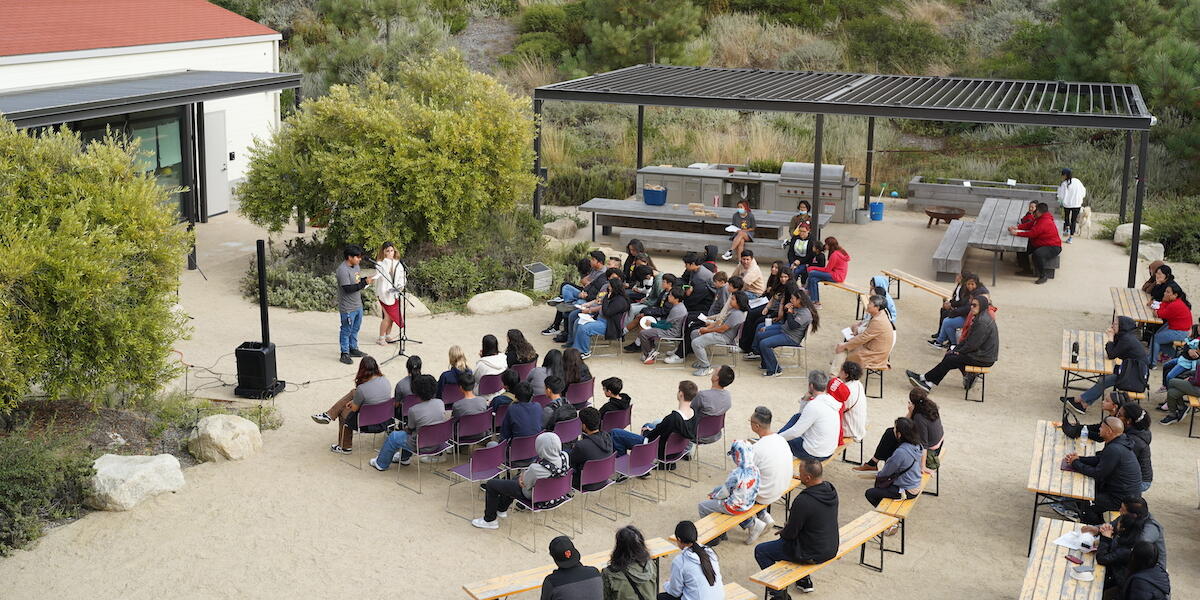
left=907, top=176, right=1057, bottom=216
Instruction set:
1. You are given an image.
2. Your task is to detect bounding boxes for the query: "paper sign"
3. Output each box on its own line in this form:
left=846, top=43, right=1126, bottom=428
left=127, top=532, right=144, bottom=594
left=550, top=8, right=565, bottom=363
left=1006, top=179, right=1017, bottom=186
left=962, top=181, right=972, bottom=187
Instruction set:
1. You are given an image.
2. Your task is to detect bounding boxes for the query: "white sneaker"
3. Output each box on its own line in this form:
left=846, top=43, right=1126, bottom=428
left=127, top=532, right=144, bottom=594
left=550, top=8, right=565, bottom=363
left=368, top=457, right=387, bottom=472
left=497, top=511, right=509, bottom=519
left=722, top=250, right=734, bottom=260
left=376, top=336, right=388, bottom=346
left=663, top=354, right=683, bottom=364
left=471, top=518, right=499, bottom=530
left=746, top=516, right=768, bottom=544
left=760, top=511, right=776, bottom=527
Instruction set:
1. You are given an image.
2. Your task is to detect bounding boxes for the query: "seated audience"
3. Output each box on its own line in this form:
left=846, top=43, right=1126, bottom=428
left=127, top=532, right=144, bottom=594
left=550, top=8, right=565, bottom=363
left=504, top=328, right=538, bottom=367
left=572, top=273, right=631, bottom=358
left=597, top=377, right=632, bottom=418
left=692, top=367, right=734, bottom=444
left=1084, top=496, right=1166, bottom=594
left=625, top=273, right=678, bottom=337
left=610, top=381, right=697, bottom=459
left=689, top=291, right=749, bottom=376
left=907, top=295, right=998, bottom=392
left=732, top=249, right=766, bottom=297
left=831, top=295, right=894, bottom=372
left=804, top=237, right=849, bottom=308
left=680, top=252, right=716, bottom=315
left=394, top=355, right=421, bottom=400
left=541, top=535, right=603, bottom=600
left=563, top=348, right=592, bottom=387
left=450, top=372, right=488, bottom=420
left=1063, top=317, right=1146, bottom=414
left=786, top=222, right=825, bottom=284
left=753, top=283, right=817, bottom=377
left=487, top=369, right=522, bottom=411
left=863, top=417, right=925, bottom=509
left=569, top=407, right=614, bottom=490
left=930, top=269, right=972, bottom=340
left=838, top=362, right=868, bottom=444
left=436, top=345, right=471, bottom=399
left=778, top=371, right=842, bottom=461
left=370, top=374, right=444, bottom=469
left=696, top=440, right=760, bottom=547
left=311, top=356, right=392, bottom=454
left=722, top=199, right=756, bottom=261
left=1158, top=325, right=1198, bottom=391
left=744, top=407, right=794, bottom=543
left=526, top=349, right=564, bottom=399
left=672, top=272, right=732, bottom=362
left=543, top=252, right=606, bottom=336
left=788, top=200, right=813, bottom=232
left=473, top=432, right=570, bottom=530
left=622, top=239, right=647, bottom=281
left=1148, top=281, right=1192, bottom=367
left=661, top=520, right=723, bottom=600
left=1008, top=201, right=1061, bottom=284
left=1143, top=263, right=1174, bottom=303
left=473, top=334, right=509, bottom=391
left=601, top=526, right=658, bottom=600
left=542, top=376, right=577, bottom=431
left=1161, top=364, right=1200, bottom=425
left=625, top=264, right=664, bottom=326
left=854, top=388, right=942, bottom=472
left=929, top=274, right=985, bottom=349
left=1060, top=416, right=1143, bottom=524
left=1119, top=541, right=1170, bottom=600
left=740, top=264, right=792, bottom=352
left=753, top=459, right=839, bottom=597
left=498, top=382, right=542, bottom=442
left=637, top=288, right=687, bottom=364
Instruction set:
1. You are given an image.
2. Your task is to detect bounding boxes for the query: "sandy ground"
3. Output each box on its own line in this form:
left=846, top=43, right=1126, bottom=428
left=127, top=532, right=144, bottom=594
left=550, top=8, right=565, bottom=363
left=2, top=202, right=1198, bottom=599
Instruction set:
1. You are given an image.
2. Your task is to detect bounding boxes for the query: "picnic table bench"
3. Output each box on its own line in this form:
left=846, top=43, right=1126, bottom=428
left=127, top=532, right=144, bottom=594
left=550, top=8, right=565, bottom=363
left=618, top=228, right=787, bottom=261
left=462, top=536, right=678, bottom=599
left=1020, top=517, right=1106, bottom=600
left=1110, top=288, right=1162, bottom=341
left=1026, top=420, right=1098, bottom=554
left=881, top=269, right=952, bottom=300
left=1061, top=330, right=1113, bottom=398
left=749, top=511, right=900, bottom=594
left=580, top=197, right=829, bottom=242
left=675, top=478, right=802, bottom=546
left=931, top=220, right=974, bottom=282
left=818, top=280, right=867, bottom=319
left=871, top=472, right=932, bottom=555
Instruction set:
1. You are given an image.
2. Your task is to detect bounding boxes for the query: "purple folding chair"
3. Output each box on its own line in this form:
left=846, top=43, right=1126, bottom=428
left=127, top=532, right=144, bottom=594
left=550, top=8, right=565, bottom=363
left=693, top=413, right=728, bottom=472
left=492, top=403, right=510, bottom=431
left=614, top=441, right=660, bottom=508
left=441, top=384, right=466, bottom=407
left=574, top=454, right=618, bottom=526
left=512, top=361, right=537, bottom=380
left=565, top=379, right=594, bottom=409
left=658, top=432, right=695, bottom=486
left=344, top=400, right=396, bottom=470
left=532, top=394, right=552, bottom=408
left=601, top=407, right=631, bottom=432
left=553, top=417, right=582, bottom=446
left=395, top=420, right=454, bottom=494
left=509, top=471, right=576, bottom=552
left=477, top=374, right=503, bottom=397
left=444, top=440, right=507, bottom=521
left=399, top=394, right=420, bottom=420
left=453, top=411, right=494, bottom=456
left=504, top=433, right=539, bottom=471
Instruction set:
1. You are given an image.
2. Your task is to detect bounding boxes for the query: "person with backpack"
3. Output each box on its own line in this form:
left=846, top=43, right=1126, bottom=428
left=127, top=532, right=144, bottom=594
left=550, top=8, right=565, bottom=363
left=473, top=432, right=570, bottom=530
left=1063, top=317, right=1147, bottom=415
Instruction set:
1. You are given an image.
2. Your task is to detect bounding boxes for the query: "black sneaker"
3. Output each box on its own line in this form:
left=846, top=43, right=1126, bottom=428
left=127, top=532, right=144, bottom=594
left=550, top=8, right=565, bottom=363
left=707, top=533, right=727, bottom=547
left=623, top=343, right=640, bottom=353
left=1035, top=276, right=1048, bottom=285
left=347, top=348, right=367, bottom=357
left=553, top=334, right=568, bottom=344
left=339, top=353, right=353, bottom=364
left=927, top=339, right=947, bottom=350
left=906, top=370, right=931, bottom=392
left=1062, top=397, right=1087, bottom=415
left=541, top=326, right=560, bottom=336
left=330, top=444, right=352, bottom=454
left=795, top=575, right=814, bottom=593
left=311, top=412, right=331, bottom=424
left=1160, top=410, right=1183, bottom=425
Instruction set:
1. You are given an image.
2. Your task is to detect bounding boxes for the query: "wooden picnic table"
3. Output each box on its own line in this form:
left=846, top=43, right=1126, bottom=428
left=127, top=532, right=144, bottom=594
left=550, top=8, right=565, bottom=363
left=1019, top=517, right=1106, bottom=600
left=1026, top=420, right=1099, bottom=554
left=578, top=197, right=830, bottom=242
left=1061, top=330, right=1114, bottom=397
left=1109, top=287, right=1162, bottom=331
left=968, top=198, right=1030, bottom=286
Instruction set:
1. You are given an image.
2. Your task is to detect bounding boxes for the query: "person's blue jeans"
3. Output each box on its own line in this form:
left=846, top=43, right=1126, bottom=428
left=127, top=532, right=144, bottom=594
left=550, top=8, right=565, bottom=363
left=339, top=307, right=364, bottom=353
left=936, top=316, right=965, bottom=345
left=573, top=317, right=609, bottom=353
left=375, top=430, right=416, bottom=468
left=779, top=413, right=831, bottom=462
left=752, top=323, right=784, bottom=353
left=610, top=428, right=645, bottom=456
left=754, top=538, right=793, bottom=570
left=1140, top=481, right=1152, bottom=493
left=759, top=334, right=798, bottom=374
left=1161, top=358, right=1193, bottom=386
left=560, top=284, right=582, bottom=303
left=1080, top=373, right=1117, bottom=406
left=806, top=270, right=834, bottom=302
left=1149, top=326, right=1188, bottom=366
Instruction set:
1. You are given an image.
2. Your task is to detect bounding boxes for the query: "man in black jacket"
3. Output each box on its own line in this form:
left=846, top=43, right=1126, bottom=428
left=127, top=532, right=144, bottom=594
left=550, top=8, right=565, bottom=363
left=752, top=459, right=839, bottom=597
left=1064, top=316, right=1146, bottom=414
left=540, top=535, right=602, bottom=600
left=1063, top=417, right=1143, bottom=524
left=908, top=295, right=998, bottom=392
left=568, top=407, right=614, bottom=490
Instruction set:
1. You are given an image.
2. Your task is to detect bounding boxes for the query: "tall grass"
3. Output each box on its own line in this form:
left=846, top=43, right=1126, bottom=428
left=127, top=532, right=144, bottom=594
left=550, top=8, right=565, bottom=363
left=885, top=0, right=963, bottom=34
left=497, top=55, right=560, bottom=94
left=705, top=14, right=825, bottom=69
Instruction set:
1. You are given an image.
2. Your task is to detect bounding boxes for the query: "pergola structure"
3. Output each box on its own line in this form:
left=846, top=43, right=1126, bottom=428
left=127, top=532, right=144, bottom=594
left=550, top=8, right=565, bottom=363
left=532, top=64, right=1157, bottom=286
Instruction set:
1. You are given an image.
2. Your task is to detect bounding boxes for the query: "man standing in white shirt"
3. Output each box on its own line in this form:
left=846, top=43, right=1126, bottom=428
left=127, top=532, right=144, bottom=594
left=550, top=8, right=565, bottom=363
left=1057, top=167, right=1086, bottom=244
left=745, top=406, right=794, bottom=544
left=778, top=371, right=842, bottom=461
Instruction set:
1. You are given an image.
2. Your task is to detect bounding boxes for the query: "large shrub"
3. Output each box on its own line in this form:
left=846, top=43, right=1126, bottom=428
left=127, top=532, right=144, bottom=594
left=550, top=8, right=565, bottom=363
left=239, top=54, right=538, bottom=253
left=545, top=164, right=636, bottom=206
left=0, top=427, right=94, bottom=555
left=519, top=4, right=568, bottom=34
left=0, top=121, right=191, bottom=411
left=570, top=0, right=705, bottom=72
left=843, top=16, right=952, bottom=73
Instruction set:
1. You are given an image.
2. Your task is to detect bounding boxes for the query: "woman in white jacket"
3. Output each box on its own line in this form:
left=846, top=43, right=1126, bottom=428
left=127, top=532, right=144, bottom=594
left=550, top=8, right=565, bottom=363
left=473, top=334, right=509, bottom=399
left=1057, top=168, right=1086, bottom=244
left=373, top=242, right=406, bottom=345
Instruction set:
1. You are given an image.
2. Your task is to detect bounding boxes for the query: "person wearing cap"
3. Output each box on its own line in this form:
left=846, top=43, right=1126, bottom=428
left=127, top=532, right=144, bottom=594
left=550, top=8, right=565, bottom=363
left=1057, top=168, right=1086, bottom=244
left=335, top=244, right=375, bottom=364
left=540, top=535, right=602, bottom=600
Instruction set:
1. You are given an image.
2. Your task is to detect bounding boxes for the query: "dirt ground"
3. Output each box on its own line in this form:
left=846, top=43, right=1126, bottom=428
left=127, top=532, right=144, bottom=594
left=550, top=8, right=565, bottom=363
left=1, top=202, right=1196, bottom=599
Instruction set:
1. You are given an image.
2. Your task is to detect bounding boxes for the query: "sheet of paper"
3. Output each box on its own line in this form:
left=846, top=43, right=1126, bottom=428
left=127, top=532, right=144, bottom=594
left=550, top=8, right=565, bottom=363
left=1053, top=530, right=1096, bottom=551
left=841, top=327, right=854, bottom=341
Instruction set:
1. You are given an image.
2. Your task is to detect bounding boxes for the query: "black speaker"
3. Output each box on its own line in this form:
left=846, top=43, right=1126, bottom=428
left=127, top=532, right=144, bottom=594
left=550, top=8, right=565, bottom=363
left=233, top=240, right=285, bottom=398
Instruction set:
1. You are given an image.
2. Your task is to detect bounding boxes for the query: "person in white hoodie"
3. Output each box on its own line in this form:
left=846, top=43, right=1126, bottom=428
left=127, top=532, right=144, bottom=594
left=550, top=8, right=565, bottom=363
left=778, top=371, right=842, bottom=462
left=1057, top=167, right=1086, bottom=243
left=473, top=334, right=509, bottom=401
left=372, top=242, right=406, bottom=346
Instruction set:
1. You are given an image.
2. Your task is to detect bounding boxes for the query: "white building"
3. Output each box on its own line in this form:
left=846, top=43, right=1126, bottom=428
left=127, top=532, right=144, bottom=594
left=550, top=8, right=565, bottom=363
left=0, top=0, right=299, bottom=222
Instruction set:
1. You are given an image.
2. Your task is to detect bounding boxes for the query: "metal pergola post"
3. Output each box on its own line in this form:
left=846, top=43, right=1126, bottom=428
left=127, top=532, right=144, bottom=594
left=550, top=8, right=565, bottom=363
left=636, top=105, right=645, bottom=169
left=813, top=114, right=824, bottom=238
left=863, top=116, right=875, bottom=211
left=1126, top=131, right=1149, bottom=287
left=532, top=98, right=544, bottom=219
left=1119, top=131, right=1132, bottom=223
left=295, top=88, right=305, bottom=234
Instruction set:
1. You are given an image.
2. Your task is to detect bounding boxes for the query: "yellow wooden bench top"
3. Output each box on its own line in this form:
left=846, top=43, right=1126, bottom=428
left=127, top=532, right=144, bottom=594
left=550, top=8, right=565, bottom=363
left=873, top=472, right=931, bottom=519
left=793, top=438, right=851, bottom=471
left=1110, top=287, right=1162, bottom=325
left=818, top=280, right=865, bottom=296
left=674, top=479, right=802, bottom=545
left=1026, top=420, right=1098, bottom=501
left=964, top=365, right=990, bottom=374
left=881, top=269, right=952, bottom=299
left=1019, top=517, right=1106, bottom=600
left=723, top=582, right=757, bottom=600
left=1187, top=395, right=1199, bottom=408
left=749, top=511, right=899, bottom=590
left=462, top=536, right=678, bottom=600
left=1061, top=330, right=1113, bottom=375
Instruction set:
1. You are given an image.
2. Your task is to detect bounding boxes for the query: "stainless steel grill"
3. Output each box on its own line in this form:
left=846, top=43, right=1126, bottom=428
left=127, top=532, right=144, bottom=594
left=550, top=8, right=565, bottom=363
left=777, top=162, right=859, bottom=224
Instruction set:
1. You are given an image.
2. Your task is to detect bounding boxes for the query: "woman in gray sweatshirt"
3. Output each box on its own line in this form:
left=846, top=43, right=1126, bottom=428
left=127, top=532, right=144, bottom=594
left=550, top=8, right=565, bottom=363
left=864, top=417, right=925, bottom=509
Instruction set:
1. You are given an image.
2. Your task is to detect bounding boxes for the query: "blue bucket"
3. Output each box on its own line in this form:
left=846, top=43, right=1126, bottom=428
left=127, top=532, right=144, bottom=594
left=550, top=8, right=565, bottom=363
left=869, top=201, right=884, bottom=221
left=643, top=187, right=667, bottom=206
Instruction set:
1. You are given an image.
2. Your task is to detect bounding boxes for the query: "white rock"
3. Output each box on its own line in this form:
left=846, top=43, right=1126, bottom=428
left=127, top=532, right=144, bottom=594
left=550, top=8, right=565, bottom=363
left=542, top=235, right=568, bottom=252
left=405, top=295, right=431, bottom=318
left=89, top=454, right=185, bottom=511
left=1114, top=223, right=1152, bottom=246
left=187, top=414, right=263, bottom=462
left=466, top=289, right=534, bottom=315
left=1137, top=242, right=1165, bottom=262
left=543, top=218, right=578, bottom=240
left=593, top=246, right=628, bottom=263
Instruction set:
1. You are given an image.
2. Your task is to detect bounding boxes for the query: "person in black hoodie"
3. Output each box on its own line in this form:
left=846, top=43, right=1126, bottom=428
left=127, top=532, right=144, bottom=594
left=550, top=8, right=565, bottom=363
left=1083, top=497, right=1166, bottom=594
left=785, top=222, right=825, bottom=285
left=752, top=459, right=838, bottom=597
left=540, top=535, right=603, bottom=600
left=569, top=407, right=614, bottom=490
left=908, top=295, right=998, bottom=392
left=1063, top=317, right=1147, bottom=414
left=1063, top=417, right=1143, bottom=524
left=1118, top=541, right=1170, bottom=600
left=1076, top=398, right=1154, bottom=493
left=597, top=377, right=632, bottom=418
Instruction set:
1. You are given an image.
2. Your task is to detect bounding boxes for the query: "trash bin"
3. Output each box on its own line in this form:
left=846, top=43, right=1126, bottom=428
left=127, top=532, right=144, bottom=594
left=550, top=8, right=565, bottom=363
left=643, top=186, right=667, bottom=206
left=869, top=201, right=885, bottom=221
left=855, top=208, right=870, bottom=225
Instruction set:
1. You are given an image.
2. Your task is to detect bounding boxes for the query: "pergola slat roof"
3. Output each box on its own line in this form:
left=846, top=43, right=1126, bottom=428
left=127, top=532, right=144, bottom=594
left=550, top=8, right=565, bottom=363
left=535, top=64, right=1153, bottom=130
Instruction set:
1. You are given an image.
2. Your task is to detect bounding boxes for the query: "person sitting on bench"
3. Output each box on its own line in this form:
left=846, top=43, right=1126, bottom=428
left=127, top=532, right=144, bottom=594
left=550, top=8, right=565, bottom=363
left=1118, top=541, right=1171, bottom=600
left=1008, top=201, right=1061, bottom=284
left=1056, top=417, right=1143, bottom=524
left=907, top=295, right=998, bottom=392
left=753, top=459, right=839, bottom=598
left=930, top=274, right=986, bottom=349
left=472, top=432, right=570, bottom=530
left=541, top=535, right=603, bottom=600
left=662, top=520, right=723, bottom=600
left=746, top=406, right=794, bottom=544
left=601, top=526, right=658, bottom=600
left=863, top=417, right=925, bottom=509
left=1147, top=281, right=1193, bottom=368
left=830, top=295, right=894, bottom=373
left=610, top=380, right=696, bottom=459
left=723, top=199, right=756, bottom=261
left=696, top=440, right=761, bottom=547
left=778, top=371, right=842, bottom=461
left=853, top=388, right=942, bottom=472
left=786, top=222, right=824, bottom=285
left=1082, top=496, right=1166, bottom=595
left=1161, top=363, right=1200, bottom=425
left=1062, top=317, right=1145, bottom=414
left=804, top=237, right=849, bottom=308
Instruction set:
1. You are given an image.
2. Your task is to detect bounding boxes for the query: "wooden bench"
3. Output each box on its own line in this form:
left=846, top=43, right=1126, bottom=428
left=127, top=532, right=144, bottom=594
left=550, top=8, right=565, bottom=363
left=817, top=280, right=867, bottom=319
left=872, top=472, right=931, bottom=555
left=931, top=220, right=973, bottom=282
left=749, top=511, right=900, bottom=594
left=724, top=583, right=757, bottom=600
left=462, top=537, right=679, bottom=599
left=881, top=269, right=952, bottom=300
left=964, top=365, right=990, bottom=402
left=863, top=364, right=889, bottom=400
left=676, top=478, right=802, bottom=546
left=618, top=228, right=785, bottom=261
left=924, top=444, right=945, bottom=497
left=1187, top=395, right=1200, bottom=439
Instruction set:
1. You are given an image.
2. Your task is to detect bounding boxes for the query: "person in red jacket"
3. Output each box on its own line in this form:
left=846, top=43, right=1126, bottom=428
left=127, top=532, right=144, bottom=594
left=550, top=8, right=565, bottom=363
left=1008, top=202, right=1061, bottom=285
left=1149, top=281, right=1194, bottom=366
left=805, top=237, right=849, bottom=308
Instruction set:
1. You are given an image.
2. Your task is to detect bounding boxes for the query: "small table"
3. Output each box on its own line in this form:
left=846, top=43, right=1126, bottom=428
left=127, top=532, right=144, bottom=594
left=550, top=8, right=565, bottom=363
left=1019, top=517, right=1106, bottom=600
left=1061, top=330, right=1114, bottom=397
left=924, top=206, right=966, bottom=228
left=578, top=197, right=831, bottom=242
left=1026, top=420, right=1098, bottom=554
left=968, top=198, right=1031, bottom=286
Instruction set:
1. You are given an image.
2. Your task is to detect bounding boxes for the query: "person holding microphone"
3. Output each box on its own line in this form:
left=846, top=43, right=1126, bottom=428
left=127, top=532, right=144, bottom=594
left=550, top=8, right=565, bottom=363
left=336, top=245, right=375, bottom=364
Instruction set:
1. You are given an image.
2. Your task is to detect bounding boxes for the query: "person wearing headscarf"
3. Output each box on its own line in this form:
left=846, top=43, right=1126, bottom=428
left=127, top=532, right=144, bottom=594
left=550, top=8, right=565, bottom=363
left=1140, top=261, right=1166, bottom=295
left=908, top=295, right=998, bottom=392
left=473, top=432, right=569, bottom=529
left=695, top=440, right=761, bottom=547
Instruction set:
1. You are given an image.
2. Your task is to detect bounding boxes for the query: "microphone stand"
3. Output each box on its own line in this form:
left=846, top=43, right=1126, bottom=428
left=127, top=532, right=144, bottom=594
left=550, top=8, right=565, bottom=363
left=365, top=256, right=422, bottom=366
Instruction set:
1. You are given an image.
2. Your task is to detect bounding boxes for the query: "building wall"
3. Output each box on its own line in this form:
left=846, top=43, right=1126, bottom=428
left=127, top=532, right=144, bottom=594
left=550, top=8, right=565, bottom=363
left=0, top=39, right=281, bottom=183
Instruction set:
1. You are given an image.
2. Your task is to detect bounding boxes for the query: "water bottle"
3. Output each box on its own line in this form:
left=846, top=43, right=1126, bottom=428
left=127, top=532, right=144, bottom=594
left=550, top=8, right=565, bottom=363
left=1080, top=425, right=1088, bottom=440
left=1071, top=342, right=1079, bottom=364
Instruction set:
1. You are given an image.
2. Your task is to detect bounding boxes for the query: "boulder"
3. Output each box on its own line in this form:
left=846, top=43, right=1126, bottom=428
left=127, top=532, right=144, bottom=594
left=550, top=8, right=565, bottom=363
left=1114, top=223, right=1152, bottom=246
left=89, top=454, right=185, bottom=511
left=187, top=414, right=263, bottom=462
left=593, top=246, right=628, bottom=264
left=1137, top=242, right=1165, bottom=262
left=406, top=295, right=431, bottom=318
left=542, top=235, right=568, bottom=252
left=466, top=290, right=533, bottom=315
left=542, top=218, right=578, bottom=240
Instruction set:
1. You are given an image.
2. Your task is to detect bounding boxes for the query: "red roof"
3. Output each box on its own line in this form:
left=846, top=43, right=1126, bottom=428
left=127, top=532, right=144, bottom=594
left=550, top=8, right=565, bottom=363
left=0, top=0, right=279, bottom=58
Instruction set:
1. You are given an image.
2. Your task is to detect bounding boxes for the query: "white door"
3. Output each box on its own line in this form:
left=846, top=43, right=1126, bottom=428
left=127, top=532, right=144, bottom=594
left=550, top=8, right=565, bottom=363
left=203, top=110, right=230, bottom=217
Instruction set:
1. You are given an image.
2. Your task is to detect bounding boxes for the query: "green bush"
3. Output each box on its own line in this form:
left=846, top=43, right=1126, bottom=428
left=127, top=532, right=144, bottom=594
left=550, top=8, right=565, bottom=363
left=843, top=16, right=952, bottom=73
left=0, top=427, right=94, bottom=555
left=512, top=31, right=569, bottom=60
left=408, top=254, right=487, bottom=301
left=1145, top=197, right=1200, bottom=263
left=747, top=159, right=783, bottom=174
left=519, top=4, right=568, bottom=34
left=559, top=2, right=590, bottom=46
left=544, top=164, right=636, bottom=206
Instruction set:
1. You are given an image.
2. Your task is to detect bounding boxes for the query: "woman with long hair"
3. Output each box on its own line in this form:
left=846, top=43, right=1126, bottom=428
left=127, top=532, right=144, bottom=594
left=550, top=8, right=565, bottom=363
left=854, top=388, right=942, bottom=472
left=786, top=221, right=825, bottom=284
left=562, top=347, right=592, bottom=386
left=754, top=283, right=818, bottom=377
left=661, top=521, right=722, bottom=599
left=907, top=295, right=998, bottom=393
left=863, top=417, right=926, bottom=508
left=504, top=329, right=538, bottom=366
left=1117, top=542, right=1170, bottom=599
left=311, top=356, right=392, bottom=453
left=437, top=345, right=471, bottom=398
left=1149, top=281, right=1193, bottom=367
left=740, top=265, right=792, bottom=352
left=474, top=334, right=509, bottom=396
left=601, top=525, right=657, bottom=600
left=373, top=241, right=406, bottom=346
left=526, top=349, right=565, bottom=396
left=804, top=237, right=850, bottom=308
left=623, top=239, right=646, bottom=281
left=571, top=272, right=631, bottom=358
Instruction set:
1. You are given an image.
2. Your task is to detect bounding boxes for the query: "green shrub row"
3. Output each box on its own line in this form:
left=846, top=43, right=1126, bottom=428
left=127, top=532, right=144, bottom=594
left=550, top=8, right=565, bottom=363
left=0, top=428, right=93, bottom=555
left=544, top=164, right=636, bottom=206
